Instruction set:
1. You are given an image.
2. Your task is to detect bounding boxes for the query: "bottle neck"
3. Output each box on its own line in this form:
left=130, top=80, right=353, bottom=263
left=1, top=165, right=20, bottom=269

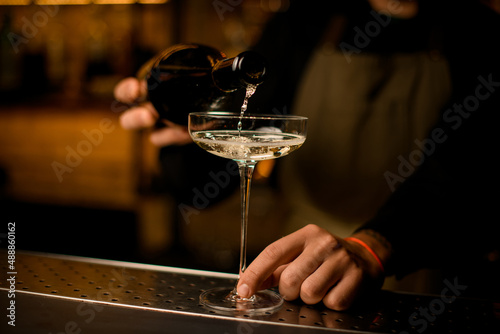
left=212, top=51, right=267, bottom=92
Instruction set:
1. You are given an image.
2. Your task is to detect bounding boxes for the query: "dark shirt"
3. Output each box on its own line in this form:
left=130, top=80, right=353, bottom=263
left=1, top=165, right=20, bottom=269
left=360, top=2, right=500, bottom=299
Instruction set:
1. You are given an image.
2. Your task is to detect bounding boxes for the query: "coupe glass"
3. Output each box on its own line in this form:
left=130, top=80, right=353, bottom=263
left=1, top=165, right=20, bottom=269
left=188, top=112, right=307, bottom=315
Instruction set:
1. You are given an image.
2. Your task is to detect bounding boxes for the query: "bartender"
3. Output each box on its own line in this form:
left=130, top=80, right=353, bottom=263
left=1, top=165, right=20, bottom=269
left=115, top=0, right=500, bottom=310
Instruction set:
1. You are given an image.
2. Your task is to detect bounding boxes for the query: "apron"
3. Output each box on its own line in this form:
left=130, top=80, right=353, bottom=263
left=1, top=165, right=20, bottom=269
left=280, top=42, right=451, bottom=237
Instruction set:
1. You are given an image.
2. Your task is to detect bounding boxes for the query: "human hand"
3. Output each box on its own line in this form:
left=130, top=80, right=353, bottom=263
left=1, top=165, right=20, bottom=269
left=237, top=224, right=390, bottom=311
left=114, top=77, right=192, bottom=146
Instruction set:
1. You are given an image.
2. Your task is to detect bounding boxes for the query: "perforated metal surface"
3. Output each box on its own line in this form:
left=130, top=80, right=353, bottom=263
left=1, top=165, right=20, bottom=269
left=1, top=251, right=499, bottom=333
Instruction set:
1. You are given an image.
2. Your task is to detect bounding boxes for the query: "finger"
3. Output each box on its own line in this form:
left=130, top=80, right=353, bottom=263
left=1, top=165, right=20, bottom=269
left=298, top=254, right=348, bottom=305
left=114, top=77, right=147, bottom=103
left=237, top=264, right=287, bottom=301
left=278, top=247, right=325, bottom=301
left=277, top=227, right=343, bottom=303
left=251, top=263, right=287, bottom=292
left=119, top=104, right=158, bottom=130
left=322, top=266, right=363, bottom=311
left=237, top=230, right=307, bottom=298
left=149, top=126, right=192, bottom=147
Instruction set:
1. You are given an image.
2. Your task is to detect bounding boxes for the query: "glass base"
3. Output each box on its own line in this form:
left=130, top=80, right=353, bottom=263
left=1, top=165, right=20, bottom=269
left=199, top=287, right=283, bottom=315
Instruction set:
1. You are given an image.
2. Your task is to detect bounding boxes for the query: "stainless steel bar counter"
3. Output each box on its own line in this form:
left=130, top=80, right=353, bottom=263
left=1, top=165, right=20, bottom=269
left=1, top=251, right=499, bottom=333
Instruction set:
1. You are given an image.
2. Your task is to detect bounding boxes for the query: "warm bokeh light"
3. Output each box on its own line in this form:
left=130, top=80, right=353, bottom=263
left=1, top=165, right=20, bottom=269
left=0, top=0, right=168, bottom=4
left=92, top=0, right=135, bottom=4
left=0, top=0, right=31, bottom=4
left=138, top=0, right=167, bottom=3
left=0, top=0, right=273, bottom=266
left=34, top=0, right=92, bottom=4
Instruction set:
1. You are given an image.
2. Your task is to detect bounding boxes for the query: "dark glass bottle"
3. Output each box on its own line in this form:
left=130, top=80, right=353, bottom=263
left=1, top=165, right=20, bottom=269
left=137, top=43, right=267, bottom=125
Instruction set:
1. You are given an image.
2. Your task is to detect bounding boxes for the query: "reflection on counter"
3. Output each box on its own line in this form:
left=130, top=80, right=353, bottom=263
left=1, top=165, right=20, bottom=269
left=2, top=251, right=498, bottom=333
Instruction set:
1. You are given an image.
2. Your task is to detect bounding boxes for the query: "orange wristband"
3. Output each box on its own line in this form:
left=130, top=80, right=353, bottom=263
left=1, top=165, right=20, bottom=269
left=345, top=237, right=385, bottom=273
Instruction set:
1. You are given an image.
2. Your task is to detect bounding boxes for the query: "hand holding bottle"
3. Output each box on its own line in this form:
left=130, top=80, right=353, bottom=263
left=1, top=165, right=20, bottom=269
left=114, top=77, right=193, bottom=147
left=115, top=44, right=266, bottom=147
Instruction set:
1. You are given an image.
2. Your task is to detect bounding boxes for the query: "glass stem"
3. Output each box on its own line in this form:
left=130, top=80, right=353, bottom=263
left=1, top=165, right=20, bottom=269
left=237, top=161, right=256, bottom=276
